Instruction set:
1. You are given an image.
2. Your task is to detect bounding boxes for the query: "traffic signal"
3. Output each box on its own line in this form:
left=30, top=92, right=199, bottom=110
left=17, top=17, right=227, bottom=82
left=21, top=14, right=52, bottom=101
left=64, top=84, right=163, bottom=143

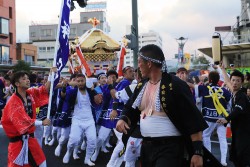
left=71, top=0, right=88, bottom=11
left=125, top=34, right=137, bottom=50
left=70, top=1, right=76, bottom=11
left=76, top=0, right=88, bottom=8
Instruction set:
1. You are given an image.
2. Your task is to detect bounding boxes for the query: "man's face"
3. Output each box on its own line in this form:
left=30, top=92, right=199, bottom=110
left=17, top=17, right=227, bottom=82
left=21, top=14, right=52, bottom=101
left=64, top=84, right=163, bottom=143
left=99, top=76, right=107, bottom=85
left=5, top=80, right=11, bottom=86
left=16, top=74, right=30, bottom=89
left=108, top=74, right=117, bottom=83
left=247, top=89, right=250, bottom=97
left=230, top=76, right=243, bottom=92
left=177, top=71, right=187, bottom=81
left=124, top=68, right=135, bottom=81
left=138, top=57, right=150, bottom=78
left=44, top=76, right=48, bottom=83
left=76, top=76, right=86, bottom=90
left=134, top=71, right=141, bottom=82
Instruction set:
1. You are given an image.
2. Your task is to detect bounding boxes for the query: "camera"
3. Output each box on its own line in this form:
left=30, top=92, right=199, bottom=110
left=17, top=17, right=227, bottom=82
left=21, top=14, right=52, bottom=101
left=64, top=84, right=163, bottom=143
left=230, top=64, right=234, bottom=67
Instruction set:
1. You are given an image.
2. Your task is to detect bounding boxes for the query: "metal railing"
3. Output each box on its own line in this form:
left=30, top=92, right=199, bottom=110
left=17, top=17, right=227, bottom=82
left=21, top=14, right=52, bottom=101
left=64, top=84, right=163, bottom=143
left=0, top=59, right=46, bottom=67
left=229, top=34, right=250, bottom=44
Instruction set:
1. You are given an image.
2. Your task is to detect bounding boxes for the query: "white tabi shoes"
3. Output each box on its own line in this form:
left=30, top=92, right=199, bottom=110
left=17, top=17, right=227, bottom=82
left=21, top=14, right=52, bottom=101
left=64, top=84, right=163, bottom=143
left=55, top=145, right=62, bottom=157
left=90, top=148, right=100, bottom=162
left=84, top=158, right=95, bottom=166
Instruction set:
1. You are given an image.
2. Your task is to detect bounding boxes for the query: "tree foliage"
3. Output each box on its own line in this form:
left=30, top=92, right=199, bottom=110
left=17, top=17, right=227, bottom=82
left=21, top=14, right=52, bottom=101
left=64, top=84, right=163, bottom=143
left=193, top=56, right=210, bottom=65
left=13, top=60, right=31, bottom=73
left=192, top=56, right=210, bottom=70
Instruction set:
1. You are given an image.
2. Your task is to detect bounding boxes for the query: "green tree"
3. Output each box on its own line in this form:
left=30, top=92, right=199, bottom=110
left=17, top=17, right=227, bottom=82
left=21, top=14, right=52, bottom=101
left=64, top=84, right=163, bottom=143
left=192, top=56, right=210, bottom=70
left=13, top=60, right=31, bottom=73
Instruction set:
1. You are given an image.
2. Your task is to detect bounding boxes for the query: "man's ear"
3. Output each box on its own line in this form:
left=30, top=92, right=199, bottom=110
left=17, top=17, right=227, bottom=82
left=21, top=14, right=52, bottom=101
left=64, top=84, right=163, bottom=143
left=15, top=82, right=19, bottom=87
left=147, top=61, right=152, bottom=69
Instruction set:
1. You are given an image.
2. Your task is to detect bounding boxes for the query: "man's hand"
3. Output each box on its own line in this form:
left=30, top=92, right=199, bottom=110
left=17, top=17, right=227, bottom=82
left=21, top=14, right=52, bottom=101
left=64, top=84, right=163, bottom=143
left=110, top=110, right=118, bottom=120
left=42, top=118, right=51, bottom=126
left=190, top=155, right=203, bottom=167
left=50, top=67, right=58, bottom=74
left=7, top=70, right=13, bottom=75
left=212, top=64, right=218, bottom=69
left=94, top=94, right=103, bottom=104
left=116, top=120, right=130, bottom=134
left=216, top=118, right=228, bottom=125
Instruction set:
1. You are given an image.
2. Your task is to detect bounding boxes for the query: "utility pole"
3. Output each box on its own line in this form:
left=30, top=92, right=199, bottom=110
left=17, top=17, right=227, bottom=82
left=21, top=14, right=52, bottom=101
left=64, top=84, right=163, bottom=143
left=132, top=0, right=139, bottom=68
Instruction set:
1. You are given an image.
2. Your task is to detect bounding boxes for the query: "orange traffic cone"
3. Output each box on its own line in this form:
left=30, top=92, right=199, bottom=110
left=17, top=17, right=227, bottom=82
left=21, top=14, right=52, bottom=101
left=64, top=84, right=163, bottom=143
left=226, top=123, right=232, bottom=142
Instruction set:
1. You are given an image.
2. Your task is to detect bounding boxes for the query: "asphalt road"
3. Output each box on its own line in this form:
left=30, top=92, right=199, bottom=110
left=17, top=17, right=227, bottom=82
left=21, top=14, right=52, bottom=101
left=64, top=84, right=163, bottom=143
left=0, top=126, right=234, bottom=167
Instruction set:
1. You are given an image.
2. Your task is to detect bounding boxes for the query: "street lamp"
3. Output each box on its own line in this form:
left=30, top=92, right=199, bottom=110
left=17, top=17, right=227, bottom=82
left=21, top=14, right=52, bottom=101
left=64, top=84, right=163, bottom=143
left=176, top=37, right=188, bottom=64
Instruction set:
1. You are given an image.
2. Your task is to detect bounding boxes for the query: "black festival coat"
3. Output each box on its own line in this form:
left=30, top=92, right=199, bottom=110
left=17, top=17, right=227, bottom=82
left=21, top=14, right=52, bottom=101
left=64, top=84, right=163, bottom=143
left=121, top=72, right=223, bottom=167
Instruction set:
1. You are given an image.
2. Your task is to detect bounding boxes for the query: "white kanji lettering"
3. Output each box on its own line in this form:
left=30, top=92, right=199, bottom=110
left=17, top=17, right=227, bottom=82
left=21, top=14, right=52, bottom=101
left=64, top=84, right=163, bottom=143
left=61, top=20, right=70, bottom=45
left=66, top=0, right=71, bottom=8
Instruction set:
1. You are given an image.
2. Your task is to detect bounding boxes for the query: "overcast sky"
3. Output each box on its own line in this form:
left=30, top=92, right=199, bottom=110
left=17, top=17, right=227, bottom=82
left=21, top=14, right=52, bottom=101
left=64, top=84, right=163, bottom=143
left=16, top=0, right=241, bottom=59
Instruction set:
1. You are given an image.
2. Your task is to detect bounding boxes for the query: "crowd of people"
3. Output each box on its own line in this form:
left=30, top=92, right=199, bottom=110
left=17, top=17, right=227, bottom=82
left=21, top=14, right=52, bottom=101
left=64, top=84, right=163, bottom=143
left=0, top=44, right=250, bottom=167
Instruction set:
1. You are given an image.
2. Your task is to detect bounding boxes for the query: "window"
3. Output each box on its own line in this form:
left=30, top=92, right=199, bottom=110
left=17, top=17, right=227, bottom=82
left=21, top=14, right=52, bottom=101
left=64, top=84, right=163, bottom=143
left=9, top=7, right=12, bottom=19
left=70, top=28, right=76, bottom=35
left=39, top=47, right=46, bottom=52
left=47, top=47, right=55, bottom=52
left=31, top=32, right=36, bottom=37
left=24, top=55, right=33, bottom=64
left=0, top=18, right=9, bottom=35
left=9, top=33, right=13, bottom=44
left=0, top=45, right=10, bottom=64
left=41, top=29, right=52, bottom=37
left=82, top=17, right=88, bottom=23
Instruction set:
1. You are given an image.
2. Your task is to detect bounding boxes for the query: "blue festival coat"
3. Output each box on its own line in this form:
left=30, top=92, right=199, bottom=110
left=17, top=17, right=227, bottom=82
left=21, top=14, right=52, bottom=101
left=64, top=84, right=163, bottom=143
left=58, top=87, right=98, bottom=127
left=100, top=78, right=131, bottom=129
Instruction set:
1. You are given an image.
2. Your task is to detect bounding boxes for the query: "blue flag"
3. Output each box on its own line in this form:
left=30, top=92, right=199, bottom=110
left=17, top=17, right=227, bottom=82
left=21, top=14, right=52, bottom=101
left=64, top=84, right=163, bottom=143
left=54, top=0, right=71, bottom=87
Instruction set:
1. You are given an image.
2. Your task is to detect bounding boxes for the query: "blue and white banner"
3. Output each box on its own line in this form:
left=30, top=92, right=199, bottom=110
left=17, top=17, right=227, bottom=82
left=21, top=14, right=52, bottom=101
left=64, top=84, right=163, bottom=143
left=54, top=0, right=71, bottom=86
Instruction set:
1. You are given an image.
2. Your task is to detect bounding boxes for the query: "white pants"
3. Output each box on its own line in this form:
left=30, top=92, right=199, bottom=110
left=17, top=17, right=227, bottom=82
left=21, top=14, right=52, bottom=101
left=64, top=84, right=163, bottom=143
left=51, top=126, right=62, bottom=142
left=124, top=137, right=142, bottom=167
left=96, top=126, right=112, bottom=148
left=67, top=119, right=96, bottom=159
left=34, top=124, right=44, bottom=147
left=39, top=160, right=47, bottom=167
left=107, top=129, right=124, bottom=167
left=58, top=127, right=71, bottom=145
left=44, top=124, right=52, bottom=139
left=203, top=121, right=228, bottom=164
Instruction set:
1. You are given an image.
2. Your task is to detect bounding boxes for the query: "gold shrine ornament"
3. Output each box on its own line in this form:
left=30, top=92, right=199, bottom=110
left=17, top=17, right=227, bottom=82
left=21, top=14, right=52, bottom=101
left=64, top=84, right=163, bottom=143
left=88, top=17, right=100, bottom=28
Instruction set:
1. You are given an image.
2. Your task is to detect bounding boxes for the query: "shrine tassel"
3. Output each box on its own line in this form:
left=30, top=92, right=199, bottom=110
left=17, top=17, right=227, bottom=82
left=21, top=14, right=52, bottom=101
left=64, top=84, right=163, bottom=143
left=76, top=46, right=92, bottom=77
left=117, top=46, right=126, bottom=77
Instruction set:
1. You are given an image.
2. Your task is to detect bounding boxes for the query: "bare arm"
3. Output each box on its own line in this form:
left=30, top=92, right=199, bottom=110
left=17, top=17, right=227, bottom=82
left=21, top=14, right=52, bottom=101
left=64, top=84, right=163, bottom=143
left=220, top=64, right=233, bottom=92
left=186, top=81, right=195, bottom=89
left=190, top=131, right=203, bottom=167
left=110, top=89, right=116, bottom=99
left=44, top=67, right=57, bottom=92
left=191, top=131, right=202, bottom=141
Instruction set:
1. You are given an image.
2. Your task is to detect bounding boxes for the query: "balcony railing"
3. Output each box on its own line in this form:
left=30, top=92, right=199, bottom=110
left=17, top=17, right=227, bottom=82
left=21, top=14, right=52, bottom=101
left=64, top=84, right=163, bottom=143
left=0, top=59, right=45, bottom=67
left=229, top=34, right=250, bottom=44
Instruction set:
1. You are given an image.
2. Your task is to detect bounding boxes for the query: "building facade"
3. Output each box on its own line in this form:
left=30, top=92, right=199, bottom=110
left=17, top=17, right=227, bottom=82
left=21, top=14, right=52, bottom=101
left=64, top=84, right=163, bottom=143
left=16, top=43, right=37, bottom=65
left=0, top=0, right=16, bottom=64
left=124, top=30, right=163, bottom=67
left=29, top=11, right=110, bottom=67
left=198, top=0, right=250, bottom=68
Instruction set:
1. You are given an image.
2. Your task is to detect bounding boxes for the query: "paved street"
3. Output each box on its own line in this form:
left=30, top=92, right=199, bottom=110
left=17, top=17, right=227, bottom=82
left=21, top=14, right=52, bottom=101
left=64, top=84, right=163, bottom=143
left=0, top=126, right=234, bottom=167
